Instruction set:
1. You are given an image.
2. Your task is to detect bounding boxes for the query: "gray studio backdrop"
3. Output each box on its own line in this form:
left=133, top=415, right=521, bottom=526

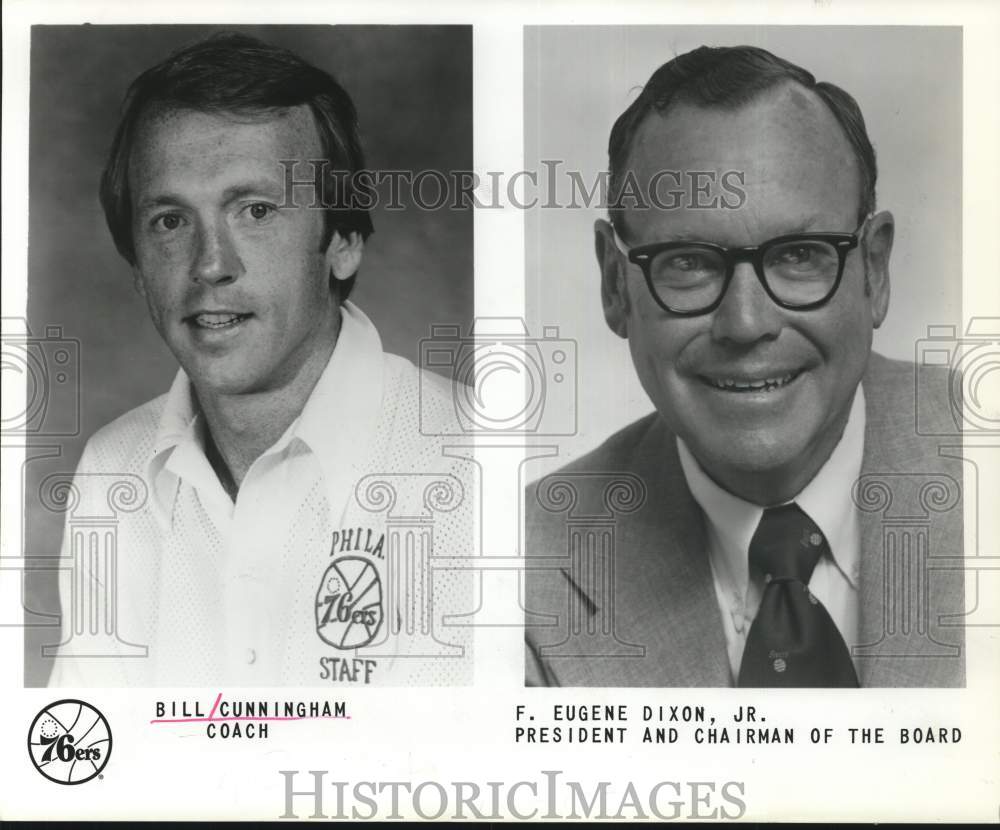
left=24, top=25, right=473, bottom=685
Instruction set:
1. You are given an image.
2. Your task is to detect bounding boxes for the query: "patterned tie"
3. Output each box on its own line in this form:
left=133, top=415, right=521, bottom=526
left=737, top=503, right=859, bottom=687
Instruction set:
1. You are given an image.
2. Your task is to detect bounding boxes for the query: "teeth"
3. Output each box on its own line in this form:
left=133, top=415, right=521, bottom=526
left=195, top=313, right=246, bottom=328
left=708, top=373, right=795, bottom=391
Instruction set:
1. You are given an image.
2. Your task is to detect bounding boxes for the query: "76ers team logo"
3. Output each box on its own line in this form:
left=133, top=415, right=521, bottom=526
left=28, top=699, right=112, bottom=784
left=315, top=556, right=384, bottom=649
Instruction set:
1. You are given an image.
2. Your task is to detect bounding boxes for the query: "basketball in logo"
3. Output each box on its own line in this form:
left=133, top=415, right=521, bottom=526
left=315, top=556, right=384, bottom=649
left=28, top=699, right=111, bottom=784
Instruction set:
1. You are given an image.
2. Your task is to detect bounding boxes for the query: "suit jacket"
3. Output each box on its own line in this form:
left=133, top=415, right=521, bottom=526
left=524, top=353, right=965, bottom=687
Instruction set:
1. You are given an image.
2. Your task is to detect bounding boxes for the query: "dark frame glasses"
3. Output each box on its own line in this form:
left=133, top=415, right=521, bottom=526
left=612, top=219, right=867, bottom=316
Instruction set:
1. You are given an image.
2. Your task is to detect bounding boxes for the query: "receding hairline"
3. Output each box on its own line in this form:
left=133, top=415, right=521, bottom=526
left=626, top=79, right=857, bottom=164
left=613, top=79, right=865, bottom=237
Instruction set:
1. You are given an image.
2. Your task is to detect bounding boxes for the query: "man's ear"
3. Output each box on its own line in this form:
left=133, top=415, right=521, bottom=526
left=595, top=219, right=630, bottom=338
left=131, top=266, right=147, bottom=298
left=863, top=210, right=893, bottom=329
left=325, top=230, right=364, bottom=282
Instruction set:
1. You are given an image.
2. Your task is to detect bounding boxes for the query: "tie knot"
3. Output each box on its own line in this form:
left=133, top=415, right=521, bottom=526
left=750, top=503, right=825, bottom=585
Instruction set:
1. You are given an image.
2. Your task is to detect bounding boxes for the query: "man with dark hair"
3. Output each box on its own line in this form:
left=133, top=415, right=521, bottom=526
left=49, top=33, right=472, bottom=687
left=99, top=33, right=374, bottom=301
left=525, top=45, right=963, bottom=688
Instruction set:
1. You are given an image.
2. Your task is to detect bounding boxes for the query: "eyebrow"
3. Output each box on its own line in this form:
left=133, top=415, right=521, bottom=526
left=219, top=181, right=286, bottom=203
left=651, top=214, right=830, bottom=244
left=768, top=214, right=829, bottom=235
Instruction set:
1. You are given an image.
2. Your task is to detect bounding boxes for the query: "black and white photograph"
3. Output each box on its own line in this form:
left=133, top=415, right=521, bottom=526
left=523, top=26, right=968, bottom=688
left=1, top=3, right=996, bottom=824
left=17, top=24, right=476, bottom=688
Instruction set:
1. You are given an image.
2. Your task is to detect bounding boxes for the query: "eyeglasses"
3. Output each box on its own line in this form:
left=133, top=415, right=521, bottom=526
left=612, top=219, right=868, bottom=317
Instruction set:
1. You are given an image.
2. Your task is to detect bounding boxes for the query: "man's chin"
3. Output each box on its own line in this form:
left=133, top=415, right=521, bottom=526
left=177, top=355, right=269, bottom=398
left=682, top=429, right=816, bottom=499
left=699, top=443, right=801, bottom=474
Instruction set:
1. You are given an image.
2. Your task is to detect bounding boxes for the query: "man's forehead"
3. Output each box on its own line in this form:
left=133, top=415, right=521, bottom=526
left=626, top=82, right=856, bottom=174
left=127, top=103, right=326, bottom=209
left=131, top=103, right=324, bottom=163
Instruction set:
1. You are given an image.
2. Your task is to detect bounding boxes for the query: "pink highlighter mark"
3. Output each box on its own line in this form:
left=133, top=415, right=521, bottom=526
left=207, top=691, right=222, bottom=719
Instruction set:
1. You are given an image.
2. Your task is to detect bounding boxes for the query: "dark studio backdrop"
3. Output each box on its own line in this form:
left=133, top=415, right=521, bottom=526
left=24, top=24, right=474, bottom=685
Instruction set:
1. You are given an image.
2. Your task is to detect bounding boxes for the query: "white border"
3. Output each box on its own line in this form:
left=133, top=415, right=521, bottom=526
left=2, top=0, right=997, bottom=822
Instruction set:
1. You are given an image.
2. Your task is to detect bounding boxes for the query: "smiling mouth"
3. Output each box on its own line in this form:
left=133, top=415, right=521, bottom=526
left=188, top=312, right=252, bottom=329
left=701, top=370, right=802, bottom=393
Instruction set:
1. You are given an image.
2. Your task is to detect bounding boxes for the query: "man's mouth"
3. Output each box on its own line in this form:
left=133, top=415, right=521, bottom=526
left=700, top=370, right=802, bottom=393
left=188, top=312, right=252, bottom=329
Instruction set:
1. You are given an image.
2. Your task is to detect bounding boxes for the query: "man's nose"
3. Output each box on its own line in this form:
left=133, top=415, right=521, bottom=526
left=709, top=261, right=783, bottom=344
left=191, top=219, right=243, bottom=286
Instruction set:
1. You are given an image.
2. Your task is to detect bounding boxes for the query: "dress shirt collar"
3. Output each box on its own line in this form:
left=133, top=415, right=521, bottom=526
left=146, top=300, right=385, bottom=526
left=677, top=384, right=866, bottom=598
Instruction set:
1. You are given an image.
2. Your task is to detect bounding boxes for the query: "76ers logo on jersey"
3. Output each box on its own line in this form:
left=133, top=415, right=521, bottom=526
left=315, top=556, right=384, bottom=649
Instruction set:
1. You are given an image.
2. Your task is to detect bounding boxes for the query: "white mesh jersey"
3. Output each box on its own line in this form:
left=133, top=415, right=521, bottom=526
left=49, top=303, right=475, bottom=687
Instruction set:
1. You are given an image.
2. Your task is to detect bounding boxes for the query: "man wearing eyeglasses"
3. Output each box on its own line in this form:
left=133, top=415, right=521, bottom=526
left=525, top=45, right=964, bottom=688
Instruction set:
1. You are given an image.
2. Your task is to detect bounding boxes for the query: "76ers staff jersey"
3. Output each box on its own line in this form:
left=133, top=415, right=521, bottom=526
left=48, top=302, right=474, bottom=686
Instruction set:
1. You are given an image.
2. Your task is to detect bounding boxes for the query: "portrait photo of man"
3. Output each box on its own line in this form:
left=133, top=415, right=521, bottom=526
left=524, top=28, right=966, bottom=688
left=22, top=26, right=474, bottom=687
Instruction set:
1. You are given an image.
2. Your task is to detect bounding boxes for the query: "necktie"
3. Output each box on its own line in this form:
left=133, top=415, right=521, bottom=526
left=737, top=503, right=858, bottom=687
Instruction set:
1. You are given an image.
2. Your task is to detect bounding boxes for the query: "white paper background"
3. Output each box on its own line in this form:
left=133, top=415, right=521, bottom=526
left=2, top=0, right=998, bottom=822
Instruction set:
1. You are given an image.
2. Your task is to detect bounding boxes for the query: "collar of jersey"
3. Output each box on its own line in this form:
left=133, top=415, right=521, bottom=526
left=146, top=300, right=385, bottom=528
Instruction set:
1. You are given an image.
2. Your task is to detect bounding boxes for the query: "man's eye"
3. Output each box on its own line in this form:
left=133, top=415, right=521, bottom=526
left=667, top=254, right=709, bottom=272
left=777, top=245, right=814, bottom=264
left=245, top=203, right=276, bottom=221
left=152, top=213, right=184, bottom=232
